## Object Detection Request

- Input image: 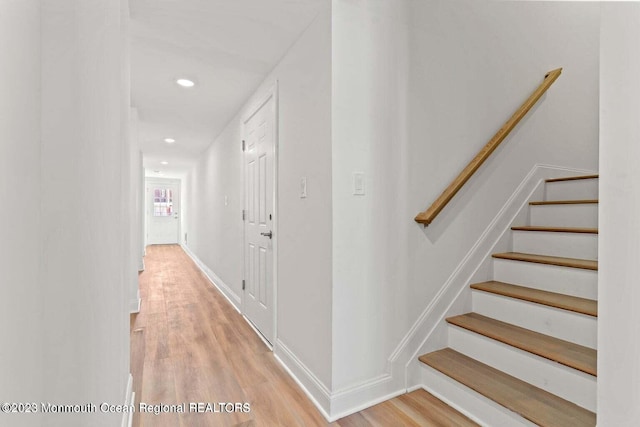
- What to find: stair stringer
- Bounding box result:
[389,164,597,421]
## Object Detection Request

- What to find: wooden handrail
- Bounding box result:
[415,68,563,226]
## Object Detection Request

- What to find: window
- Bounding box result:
[153,188,173,217]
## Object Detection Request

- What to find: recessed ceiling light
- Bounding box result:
[153,170,161,173]
[176,78,195,88]
[164,138,176,143]
[160,161,169,165]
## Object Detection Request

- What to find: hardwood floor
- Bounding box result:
[131,244,479,426]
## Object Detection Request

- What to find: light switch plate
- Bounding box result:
[353,172,365,195]
[300,177,307,198]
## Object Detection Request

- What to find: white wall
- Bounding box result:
[331,0,599,394]
[40,0,131,425]
[184,3,333,391]
[598,4,640,426]
[0,2,44,425]
[184,116,243,300]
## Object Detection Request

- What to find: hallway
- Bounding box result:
[130,245,479,427]
[131,245,329,426]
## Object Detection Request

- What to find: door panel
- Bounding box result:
[147,180,180,245]
[243,93,275,344]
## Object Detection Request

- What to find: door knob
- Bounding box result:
[260,231,273,239]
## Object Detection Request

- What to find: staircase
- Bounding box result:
[418,174,599,426]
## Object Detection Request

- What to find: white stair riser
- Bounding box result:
[448,326,596,412]
[545,179,599,201]
[493,259,597,299]
[529,204,598,228]
[512,231,598,260]
[420,366,537,427]
[472,291,597,349]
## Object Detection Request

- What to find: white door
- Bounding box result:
[243,91,275,344]
[147,179,180,245]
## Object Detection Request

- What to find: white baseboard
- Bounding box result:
[122,373,134,427]
[330,376,405,421]
[180,244,242,313]
[274,339,406,422]
[273,339,332,418]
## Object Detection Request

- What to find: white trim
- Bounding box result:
[181,243,242,312]
[330,379,405,421]
[273,339,332,419]
[396,164,597,387]
[121,373,133,427]
[274,339,404,422]
[407,384,423,393]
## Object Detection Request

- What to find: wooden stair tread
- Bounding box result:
[447,313,596,375]
[530,199,598,205]
[511,226,598,234]
[492,252,597,270]
[546,174,599,183]
[471,281,597,317]
[419,348,596,427]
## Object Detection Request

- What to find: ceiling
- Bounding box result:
[130,0,327,178]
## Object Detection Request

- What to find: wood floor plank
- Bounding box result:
[139,358,180,427]
[394,390,480,426]
[243,381,306,426]
[492,252,598,270]
[334,412,372,427]
[511,226,598,234]
[143,312,171,360]
[470,281,597,316]
[419,348,596,427]
[447,313,597,376]
[358,399,423,427]
[130,327,145,427]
